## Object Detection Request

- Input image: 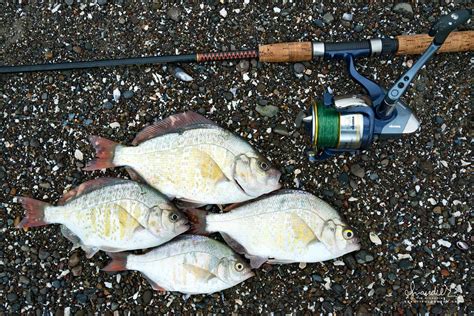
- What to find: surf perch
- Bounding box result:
[17,178,189,258]
[84,111,281,206]
[186,190,361,268]
[103,235,254,295]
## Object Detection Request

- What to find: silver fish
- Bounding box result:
[84,111,281,206]
[103,235,254,295]
[17,178,189,258]
[185,190,360,268]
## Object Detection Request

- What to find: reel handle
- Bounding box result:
[377,8,472,119]
[429,9,472,46]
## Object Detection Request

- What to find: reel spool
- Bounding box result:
[304,9,472,161]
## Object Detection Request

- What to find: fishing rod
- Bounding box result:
[1,9,472,163]
[0,31,472,74]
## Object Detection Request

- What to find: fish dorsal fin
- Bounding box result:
[132,111,215,145]
[58,178,131,205]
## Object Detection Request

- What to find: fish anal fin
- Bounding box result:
[220,232,247,255]
[60,225,82,249]
[132,111,215,145]
[125,167,147,183]
[142,274,167,292]
[223,203,242,212]
[58,178,130,205]
[246,255,268,269]
[175,199,207,210]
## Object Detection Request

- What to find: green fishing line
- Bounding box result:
[316,102,340,148]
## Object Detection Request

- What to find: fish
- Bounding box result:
[84,111,281,206]
[17,178,189,258]
[185,190,360,268]
[103,235,254,295]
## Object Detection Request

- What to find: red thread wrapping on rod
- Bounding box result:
[197,50,258,62]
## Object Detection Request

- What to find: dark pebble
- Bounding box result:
[142,290,153,304]
[7,292,18,302]
[103,101,114,110]
[38,249,50,260]
[123,90,134,99]
[399,259,414,270]
[223,91,233,101]
[293,63,305,74]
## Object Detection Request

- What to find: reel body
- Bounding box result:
[304,9,471,161]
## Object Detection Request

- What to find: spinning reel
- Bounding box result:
[304,9,472,161]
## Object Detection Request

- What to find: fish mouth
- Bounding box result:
[234,178,249,195]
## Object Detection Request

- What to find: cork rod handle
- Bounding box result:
[258,42,313,63]
[397,30,474,55]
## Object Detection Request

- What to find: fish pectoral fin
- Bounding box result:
[182,264,218,282]
[290,214,318,246]
[220,233,247,255]
[246,255,268,269]
[142,274,167,292]
[190,149,231,183]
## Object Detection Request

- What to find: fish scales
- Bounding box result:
[195,190,360,265]
[19,179,188,257]
[118,235,253,294]
[85,112,282,205]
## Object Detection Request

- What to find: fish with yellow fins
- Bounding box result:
[185,190,360,268]
[84,111,282,206]
[17,178,189,257]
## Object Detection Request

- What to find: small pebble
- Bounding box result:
[273,125,290,136]
[167,7,181,22]
[322,12,334,24]
[350,164,365,178]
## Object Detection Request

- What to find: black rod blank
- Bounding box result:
[0,54,197,74]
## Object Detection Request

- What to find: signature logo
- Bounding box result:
[404,282,457,305]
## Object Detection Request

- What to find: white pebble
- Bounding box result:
[273,7,281,13]
[428,198,437,205]
[113,88,121,102]
[104,282,113,289]
[437,239,452,248]
[342,12,353,21]
[219,8,227,18]
[242,73,250,81]
[299,262,307,269]
[74,149,83,161]
[109,122,120,129]
[369,232,382,245]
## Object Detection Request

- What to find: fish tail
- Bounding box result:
[83,136,120,171]
[17,197,51,228]
[183,208,208,235]
[103,252,128,272]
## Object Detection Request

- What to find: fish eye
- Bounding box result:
[343,229,354,240]
[259,161,270,171]
[234,262,244,272]
[169,212,180,222]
